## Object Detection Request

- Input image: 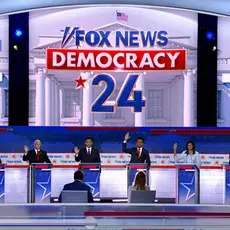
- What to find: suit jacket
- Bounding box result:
[58,180,94,203]
[122,142,151,168]
[22,149,51,164]
[0,158,1,164]
[75,147,101,163]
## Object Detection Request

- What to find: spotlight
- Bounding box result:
[13,45,18,50]
[15,29,22,37]
[206,31,215,40]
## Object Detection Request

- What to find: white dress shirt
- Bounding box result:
[174,150,201,168]
[86,147,92,154]
[123,140,143,155]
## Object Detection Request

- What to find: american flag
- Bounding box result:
[116,11,128,22]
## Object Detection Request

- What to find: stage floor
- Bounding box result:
[0,204,230,228]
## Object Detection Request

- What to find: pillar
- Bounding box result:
[35,68,46,126]
[82,72,93,126]
[135,73,145,126]
[51,76,55,126]
[59,88,64,125]
[55,80,60,126]
[45,75,52,126]
[183,69,194,126]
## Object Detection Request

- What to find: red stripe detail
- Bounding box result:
[84,211,230,217]
[150,129,230,135]
[80,165,97,169]
[130,165,146,169]
[34,165,49,169]
[66,127,138,131]
[177,166,193,169]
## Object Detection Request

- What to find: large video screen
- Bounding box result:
[29,7,198,127]
[0,16,9,126]
[217,17,230,127]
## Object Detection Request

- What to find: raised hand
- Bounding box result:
[24,145,29,153]
[124,132,130,141]
[74,147,79,155]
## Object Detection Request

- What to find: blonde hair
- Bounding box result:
[133,170,147,190]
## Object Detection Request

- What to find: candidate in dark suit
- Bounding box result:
[22,139,51,164]
[122,133,151,169]
[59,170,94,202]
[74,137,101,163]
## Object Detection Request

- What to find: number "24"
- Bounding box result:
[91,74,146,113]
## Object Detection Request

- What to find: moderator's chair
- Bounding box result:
[130,190,156,203]
[61,191,88,217]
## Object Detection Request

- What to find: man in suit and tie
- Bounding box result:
[23,139,51,164]
[58,170,94,202]
[122,133,151,169]
[74,137,101,163]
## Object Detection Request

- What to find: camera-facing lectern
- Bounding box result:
[175,163,200,204]
[127,163,149,187]
[27,163,52,203]
[0,164,5,203]
[79,163,101,197]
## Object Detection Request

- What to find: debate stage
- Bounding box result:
[0,203,230,228]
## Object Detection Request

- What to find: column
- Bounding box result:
[35,68,46,126]
[0,88,3,118]
[51,76,56,126]
[135,73,145,126]
[82,72,93,126]
[45,75,52,126]
[183,69,194,126]
[55,80,60,126]
[59,88,64,125]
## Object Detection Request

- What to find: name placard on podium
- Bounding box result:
[0,164,5,203]
[126,163,149,188]
[79,163,101,197]
[28,163,52,203]
[175,163,200,204]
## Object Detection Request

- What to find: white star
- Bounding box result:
[0,174,4,198]
[85,171,100,197]
[180,175,195,201]
[36,175,51,201]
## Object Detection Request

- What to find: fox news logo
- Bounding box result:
[46,26,186,72]
[61,27,169,48]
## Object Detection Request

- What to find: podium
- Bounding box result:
[175,163,200,204]
[79,163,101,197]
[222,164,230,204]
[27,163,52,203]
[0,164,5,203]
[127,163,149,187]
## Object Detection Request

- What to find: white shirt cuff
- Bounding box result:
[123,141,127,143]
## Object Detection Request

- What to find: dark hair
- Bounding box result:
[74,170,84,180]
[85,136,93,142]
[186,140,196,154]
[134,170,147,190]
[136,137,144,142]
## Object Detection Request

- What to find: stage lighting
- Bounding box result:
[13,45,18,50]
[15,29,22,37]
[206,31,215,40]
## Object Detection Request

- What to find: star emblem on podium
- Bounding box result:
[180,175,195,201]
[37,175,51,201]
[85,173,100,197]
[0,174,4,198]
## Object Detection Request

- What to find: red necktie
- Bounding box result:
[36,151,40,161]
[138,148,141,158]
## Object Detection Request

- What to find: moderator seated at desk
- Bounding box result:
[127,170,150,203]
[58,170,94,203]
